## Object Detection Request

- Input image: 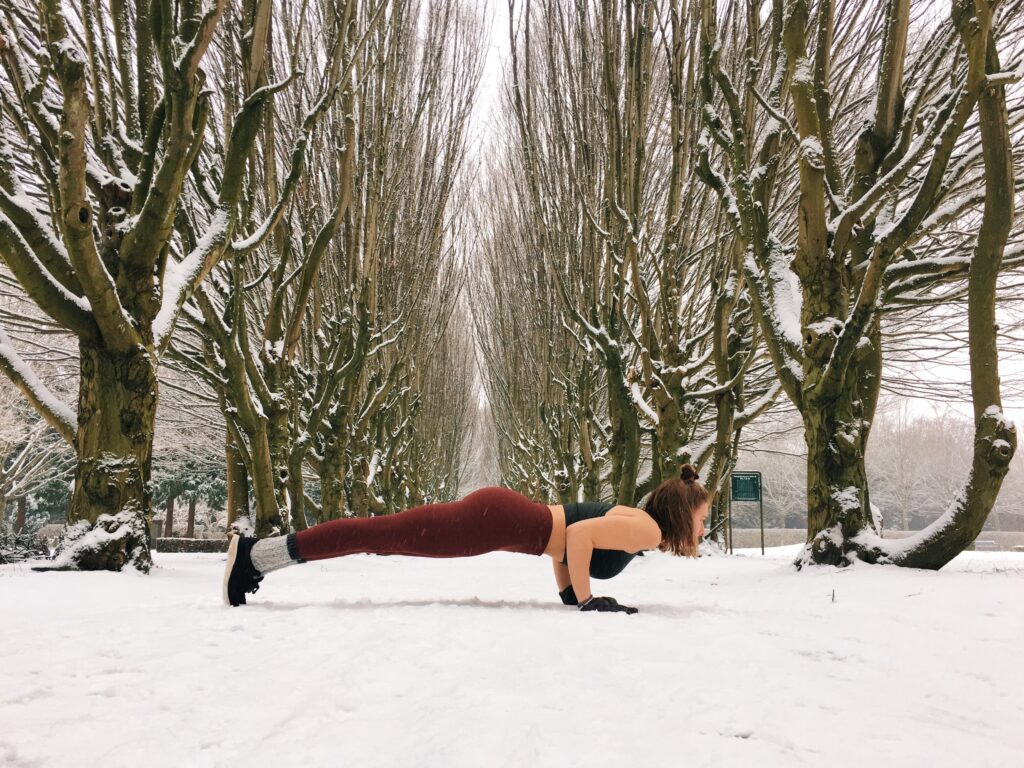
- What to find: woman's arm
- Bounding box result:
[565,515,661,603]
[565,525,594,603]
[552,558,572,590]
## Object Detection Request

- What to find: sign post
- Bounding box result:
[730,471,764,554]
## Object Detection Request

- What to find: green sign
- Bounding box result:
[731,471,762,501]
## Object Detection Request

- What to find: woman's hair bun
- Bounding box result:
[679,463,699,483]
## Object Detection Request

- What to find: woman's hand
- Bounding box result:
[578,595,639,614]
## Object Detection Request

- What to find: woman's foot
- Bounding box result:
[223,534,264,606]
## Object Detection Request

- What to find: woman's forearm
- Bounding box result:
[565,528,593,602]
[552,559,572,590]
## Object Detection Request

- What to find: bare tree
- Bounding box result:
[0,0,339,569]
[696,0,1023,567]
[477,0,778,531]
[308,0,483,519]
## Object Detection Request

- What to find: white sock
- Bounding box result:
[250,533,304,574]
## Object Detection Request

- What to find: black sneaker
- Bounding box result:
[223,534,264,606]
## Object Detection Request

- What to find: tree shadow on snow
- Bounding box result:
[246,596,572,612]
[245,597,720,617]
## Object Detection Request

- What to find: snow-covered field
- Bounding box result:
[2,546,1022,768]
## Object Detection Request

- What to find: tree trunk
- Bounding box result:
[249,423,287,536]
[578,407,602,503]
[705,392,735,548]
[15,496,27,533]
[798,0,1017,569]
[65,342,155,571]
[852,6,1018,567]
[607,364,642,504]
[800,367,876,565]
[164,495,175,538]
[225,432,249,529]
[265,370,294,530]
[350,450,373,518]
[186,496,196,538]
[287,451,307,531]
[319,409,349,520]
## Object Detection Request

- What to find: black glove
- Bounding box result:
[559,585,579,606]
[579,595,638,614]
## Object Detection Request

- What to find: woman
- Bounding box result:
[223,464,709,613]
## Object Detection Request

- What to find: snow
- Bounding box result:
[0,326,77,431]
[2,548,1022,767]
[984,404,1015,432]
[629,379,659,425]
[792,57,814,88]
[263,339,284,361]
[733,381,782,422]
[0,209,91,315]
[918,197,976,233]
[985,66,1022,86]
[52,37,85,66]
[805,317,843,337]
[750,242,803,366]
[154,208,230,350]
[798,136,824,170]
[831,486,861,513]
[49,506,147,570]
[365,448,382,486]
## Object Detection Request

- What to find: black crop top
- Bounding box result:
[560,501,642,579]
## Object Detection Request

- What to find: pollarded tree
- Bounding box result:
[471,156,607,504]
[171,0,482,528]
[0,0,343,569]
[501,0,778,517]
[397,302,478,505]
[696,0,1023,566]
[164,0,382,535]
[309,0,483,519]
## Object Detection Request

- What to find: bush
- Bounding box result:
[0,530,50,564]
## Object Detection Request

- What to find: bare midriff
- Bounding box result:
[544,504,566,560]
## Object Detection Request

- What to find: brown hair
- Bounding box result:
[645,464,709,557]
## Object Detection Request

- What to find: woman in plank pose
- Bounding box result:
[223,464,709,613]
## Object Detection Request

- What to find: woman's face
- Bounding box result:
[692,501,709,543]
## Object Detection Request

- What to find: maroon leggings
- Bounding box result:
[293,486,553,562]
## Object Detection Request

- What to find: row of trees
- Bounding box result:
[470,0,1022,568]
[0,0,484,570]
[1,0,1021,573]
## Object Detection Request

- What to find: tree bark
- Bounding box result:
[849,3,1018,567]
[15,496,27,533]
[67,341,155,570]
[186,496,196,538]
[319,413,349,520]
[249,423,287,536]
[801,376,876,565]
[164,495,174,539]
[225,431,249,529]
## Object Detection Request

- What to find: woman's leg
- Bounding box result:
[290,486,553,563]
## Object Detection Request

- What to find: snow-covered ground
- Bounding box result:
[2,546,1022,768]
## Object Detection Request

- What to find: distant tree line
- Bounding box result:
[731,401,1024,532]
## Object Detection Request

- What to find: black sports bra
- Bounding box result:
[560,501,642,579]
